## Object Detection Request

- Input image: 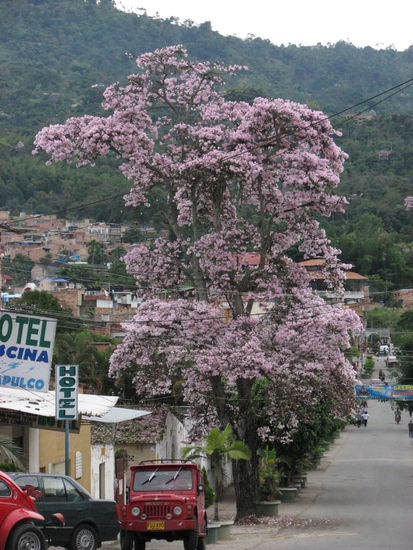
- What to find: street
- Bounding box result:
[267,399,413,549]
[102,358,413,550]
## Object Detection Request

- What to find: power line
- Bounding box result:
[9,192,128,226]
[197,76,413,165]
[9,75,413,228]
[2,291,366,327]
[2,77,412,325]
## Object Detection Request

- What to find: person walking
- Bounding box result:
[361,410,369,427]
[408,420,413,438]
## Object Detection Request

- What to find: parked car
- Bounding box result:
[10,472,119,550]
[0,469,64,550]
[386,355,398,367]
[118,460,207,550]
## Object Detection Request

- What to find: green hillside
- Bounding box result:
[3,0,413,136]
[1,0,413,289]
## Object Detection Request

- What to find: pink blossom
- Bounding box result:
[35,45,362,520]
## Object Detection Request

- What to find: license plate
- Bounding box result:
[147,521,165,530]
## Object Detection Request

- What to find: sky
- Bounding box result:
[115,0,413,51]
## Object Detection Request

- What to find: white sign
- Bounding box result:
[55,364,78,420]
[0,312,57,392]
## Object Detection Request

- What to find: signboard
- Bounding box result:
[355,384,413,401]
[36,415,81,433]
[0,312,57,392]
[55,364,78,420]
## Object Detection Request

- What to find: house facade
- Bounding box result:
[0,412,92,492]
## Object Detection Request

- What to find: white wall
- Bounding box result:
[90,444,115,500]
[155,411,188,460]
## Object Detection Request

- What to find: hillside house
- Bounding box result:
[391,288,413,308]
[299,259,369,300]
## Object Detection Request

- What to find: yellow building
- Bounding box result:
[37,422,92,491]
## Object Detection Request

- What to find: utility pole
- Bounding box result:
[0,222,29,308]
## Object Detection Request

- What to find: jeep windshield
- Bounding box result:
[133,469,193,491]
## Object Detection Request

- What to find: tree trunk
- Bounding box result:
[232,453,259,521]
[211,376,259,521]
[232,409,259,521]
[214,499,219,522]
[212,462,220,522]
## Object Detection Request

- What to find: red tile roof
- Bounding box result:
[299,259,367,280]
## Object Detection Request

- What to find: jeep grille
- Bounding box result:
[143,502,171,518]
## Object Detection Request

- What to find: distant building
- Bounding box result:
[391,288,413,308]
[299,259,369,304]
[299,258,369,349]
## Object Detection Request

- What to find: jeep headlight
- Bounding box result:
[173,505,182,516]
[131,506,141,517]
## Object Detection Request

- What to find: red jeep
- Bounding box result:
[118,460,207,550]
[0,470,64,550]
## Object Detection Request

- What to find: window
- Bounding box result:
[133,469,194,491]
[13,476,43,499]
[75,451,82,479]
[63,478,83,502]
[0,480,11,498]
[43,477,66,501]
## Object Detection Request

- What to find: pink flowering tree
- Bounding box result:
[34,46,361,519]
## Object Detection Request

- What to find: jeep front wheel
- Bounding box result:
[183,517,199,550]
[120,530,134,550]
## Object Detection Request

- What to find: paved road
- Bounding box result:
[253,357,413,550]
[266,400,413,550]
[102,358,413,550]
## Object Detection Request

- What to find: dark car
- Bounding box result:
[10,472,119,550]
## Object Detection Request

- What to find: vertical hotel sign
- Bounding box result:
[55,365,78,420]
[0,312,57,392]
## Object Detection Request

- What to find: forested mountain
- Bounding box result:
[1,0,413,289]
[3,0,413,135]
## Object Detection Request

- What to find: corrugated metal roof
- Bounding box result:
[89,407,150,424]
[0,387,118,418]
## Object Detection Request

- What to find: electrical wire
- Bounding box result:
[3,243,412,299]
[7,74,413,228]
[9,192,129,226]
[1,78,412,346]
[1,290,372,327]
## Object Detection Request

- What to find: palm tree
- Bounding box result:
[182,424,251,521]
[0,436,25,471]
[54,331,112,393]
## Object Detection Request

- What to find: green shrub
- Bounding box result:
[257,447,282,498]
[202,467,216,509]
[115,448,127,459]
[0,462,20,472]
[363,356,375,376]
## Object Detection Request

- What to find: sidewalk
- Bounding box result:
[200,453,335,549]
